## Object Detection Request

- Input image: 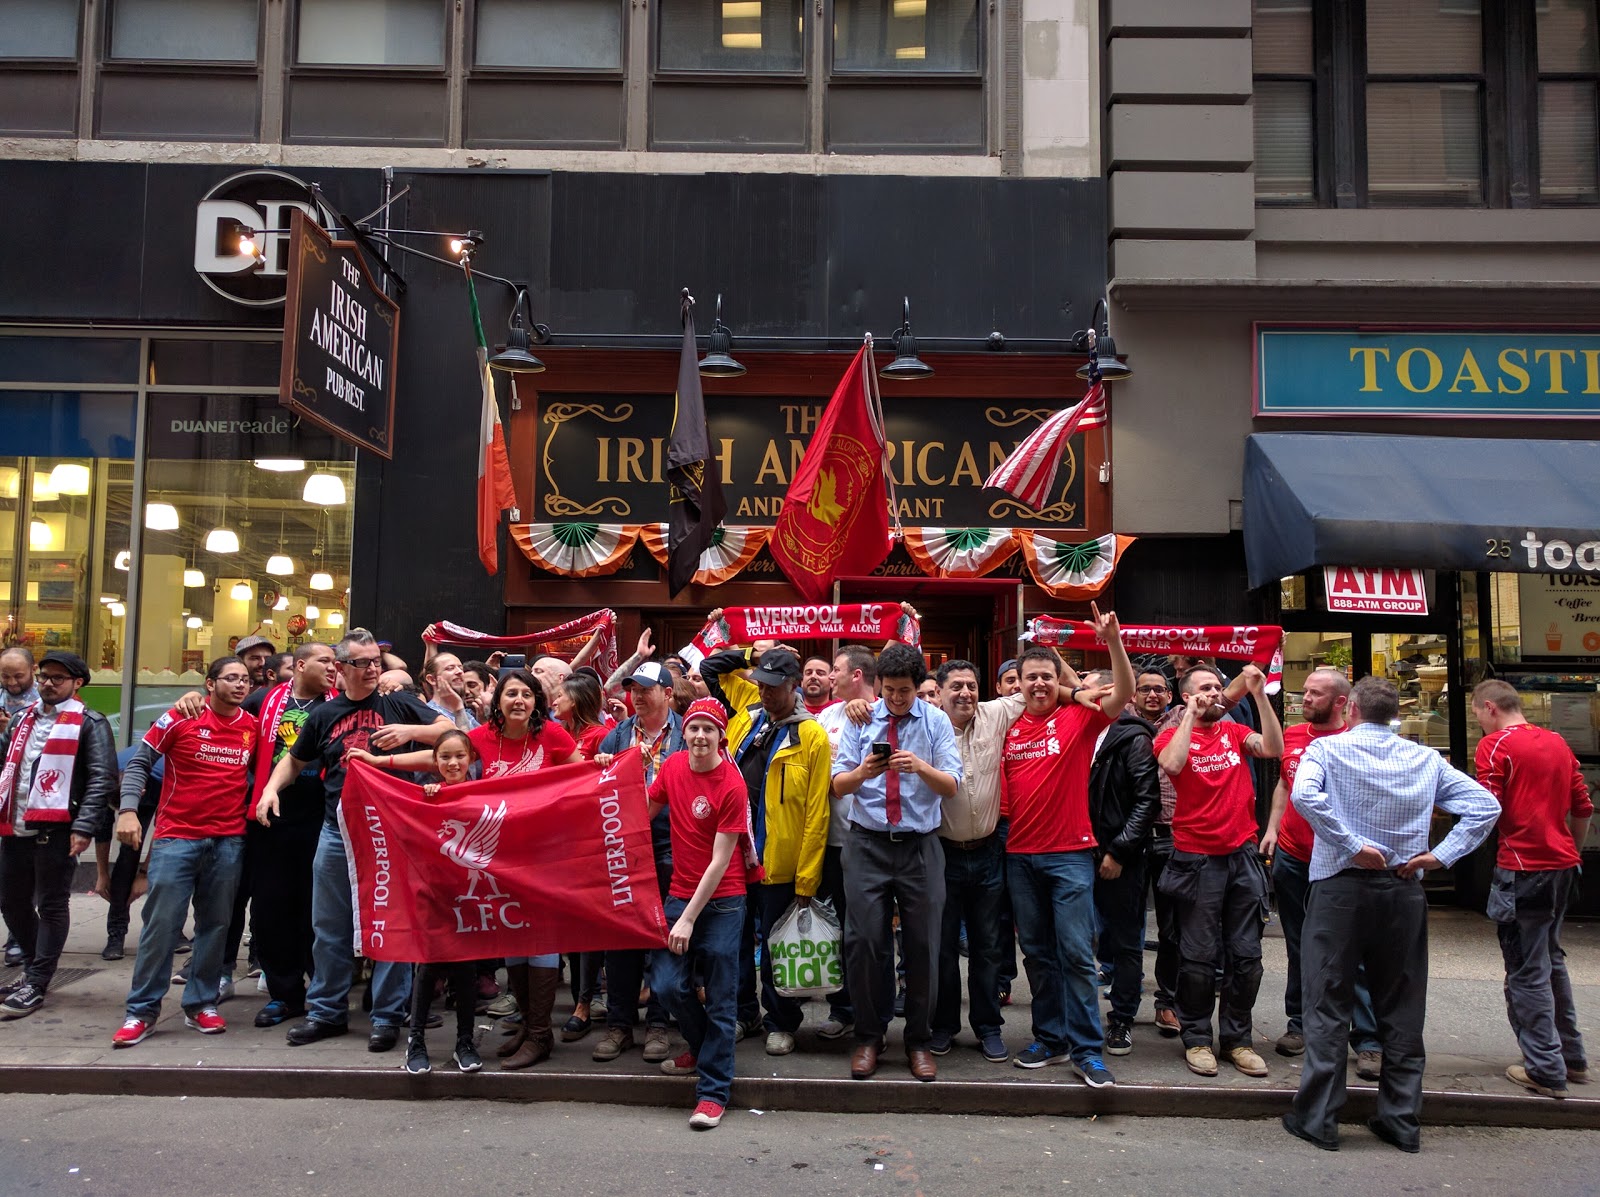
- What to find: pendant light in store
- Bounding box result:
[265,514,294,576]
[304,604,321,621]
[206,526,240,553]
[308,571,334,591]
[324,611,344,628]
[303,472,346,506]
[29,519,52,550]
[186,615,204,630]
[230,581,253,601]
[274,593,289,611]
[184,549,205,588]
[254,459,305,473]
[145,502,180,531]
[114,549,130,570]
[31,473,58,502]
[50,463,90,495]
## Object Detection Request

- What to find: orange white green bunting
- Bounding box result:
[1014,532,1135,600]
[640,524,768,587]
[510,523,641,578]
[901,527,1018,579]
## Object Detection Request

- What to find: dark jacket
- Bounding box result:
[1,706,118,839]
[1088,711,1161,865]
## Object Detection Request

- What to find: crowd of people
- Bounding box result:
[0,607,1589,1144]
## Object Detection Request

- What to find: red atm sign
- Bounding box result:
[1323,567,1430,615]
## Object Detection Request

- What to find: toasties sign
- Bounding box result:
[279,211,399,459]
[1255,326,1600,418]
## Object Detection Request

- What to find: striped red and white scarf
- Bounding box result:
[0,698,86,833]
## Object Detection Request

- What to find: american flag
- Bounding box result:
[982,381,1106,510]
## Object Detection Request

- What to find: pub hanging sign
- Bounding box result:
[279,210,400,459]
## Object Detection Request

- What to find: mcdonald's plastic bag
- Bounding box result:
[768,898,843,998]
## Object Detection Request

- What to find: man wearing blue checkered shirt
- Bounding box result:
[1282,676,1499,1155]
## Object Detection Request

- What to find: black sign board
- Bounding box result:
[533,394,1090,531]
[279,211,399,459]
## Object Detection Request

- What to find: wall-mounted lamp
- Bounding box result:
[488,288,550,375]
[879,297,934,380]
[1071,299,1132,382]
[699,293,747,378]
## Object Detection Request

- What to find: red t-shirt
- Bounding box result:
[143,705,256,840]
[469,721,577,778]
[1000,704,1111,855]
[575,723,610,761]
[648,753,749,900]
[1475,722,1594,872]
[1154,720,1259,855]
[1276,722,1346,863]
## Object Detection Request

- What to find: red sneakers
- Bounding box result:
[112,1017,153,1047]
[185,1007,227,1034]
[688,1100,724,1130]
[660,1050,698,1076]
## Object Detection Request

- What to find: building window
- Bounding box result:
[109,0,260,62]
[297,0,446,66]
[657,0,806,73]
[832,0,980,73]
[474,0,624,70]
[0,0,80,58]
[1253,0,1598,207]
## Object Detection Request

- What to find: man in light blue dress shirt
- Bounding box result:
[1284,676,1499,1155]
[833,644,962,1082]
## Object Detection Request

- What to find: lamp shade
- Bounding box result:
[273,593,289,611]
[1074,334,1132,382]
[265,555,295,576]
[145,502,180,531]
[324,611,344,628]
[114,549,131,570]
[304,605,321,621]
[186,615,204,630]
[50,463,91,495]
[308,571,334,591]
[206,527,240,553]
[183,568,206,588]
[302,473,346,505]
[31,474,58,502]
[29,519,51,550]
[254,458,306,472]
[230,581,253,601]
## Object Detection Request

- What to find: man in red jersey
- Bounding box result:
[1260,668,1382,1078]
[1156,663,1282,1079]
[1473,680,1593,1099]
[111,656,256,1046]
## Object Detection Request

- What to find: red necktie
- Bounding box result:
[885,715,902,826]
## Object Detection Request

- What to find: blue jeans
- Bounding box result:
[1006,849,1103,1064]
[1274,851,1380,1052]
[126,836,244,1020]
[306,822,411,1027]
[655,894,745,1107]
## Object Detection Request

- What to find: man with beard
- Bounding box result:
[1085,669,1161,1058]
[801,657,833,716]
[1261,668,1381,1078]
[0,647,38,967]
[234,635,277,692]
[1130,670,1182,1037]
[422,651,478,731]
[1155,664,1281,1079]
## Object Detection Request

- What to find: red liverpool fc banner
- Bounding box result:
[680,601,920,667]
[1023,618,1286,694]
[339,751,667,962]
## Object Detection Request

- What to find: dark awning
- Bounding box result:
[1242,433,1600,590]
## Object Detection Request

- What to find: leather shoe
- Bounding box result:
[285,1019,348,1046]
[907,1049,938,1082]
[368,1024,400,1052]
[1281,1112,1338,1152]
[850,1041,880,1080]
[1366,1117,1420,1154]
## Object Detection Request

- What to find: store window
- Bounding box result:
[0,0,79,58]
[832,0,980,73]
[109,0,260,61]
[1537,0,1600,204]
[476,0,623,70]
[657,0,806,73]
[297,0,446,65]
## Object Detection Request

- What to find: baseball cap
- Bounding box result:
[39,650,90,682]
[236,634,276,655]
[623,661,671,688]
[996,658,1019,682]
[683,697,728,734]
[748,648,801,687]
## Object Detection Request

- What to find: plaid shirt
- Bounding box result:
[1291,720,1500,882]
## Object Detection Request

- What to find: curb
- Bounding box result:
[2,1065,1596,1129]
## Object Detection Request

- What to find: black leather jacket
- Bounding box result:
[0,707,118,839]
[1088,711,1161,865]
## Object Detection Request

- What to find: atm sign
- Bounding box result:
[1323,567,1430,616]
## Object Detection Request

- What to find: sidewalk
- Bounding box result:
[2,894,1597,1129]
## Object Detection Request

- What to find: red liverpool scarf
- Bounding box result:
[1023,618,1285,694]
[681,602,920,667]
[0,698,86,832]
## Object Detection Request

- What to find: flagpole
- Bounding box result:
[863,334,903,543]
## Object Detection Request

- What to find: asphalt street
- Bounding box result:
[5,1095,1599,1197]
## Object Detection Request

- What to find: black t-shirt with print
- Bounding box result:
[291,690,441,826]
[268,692,331,827]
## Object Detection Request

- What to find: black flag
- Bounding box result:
[665,291,727,596]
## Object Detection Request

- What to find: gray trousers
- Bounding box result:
[1292,870,1428,1148]
[842,825,945,1051]
[1491,866,1587,1088]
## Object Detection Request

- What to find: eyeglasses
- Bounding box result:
[215,673,251,684]
[341,656,383,670]
[37,673,74,685]
[1135,685,1170,694]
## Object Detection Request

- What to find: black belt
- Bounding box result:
[851,823,932,843]
[941,833,997,851]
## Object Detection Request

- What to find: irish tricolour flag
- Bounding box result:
[468,269,521,575]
